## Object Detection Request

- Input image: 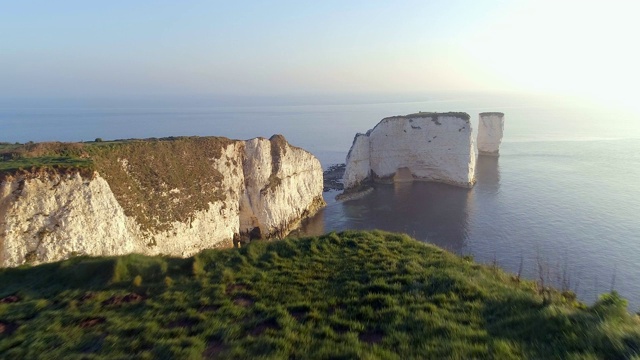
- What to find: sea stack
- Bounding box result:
[342,112,476,192]
[477,112,505,156]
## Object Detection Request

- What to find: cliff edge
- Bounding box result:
[0,136,324,267]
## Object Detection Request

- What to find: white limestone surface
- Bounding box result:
[0,173,143,267]
[0,136,324,268]
[477,112,505,156]
[343,133,371,189]
[342,112,476,190]
[240,135,325,239]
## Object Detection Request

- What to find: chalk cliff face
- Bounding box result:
[477,112,505,156]
[0,136,324,268]
[343,112,476,190]
[343,133,371,190]
[239,135,325,239]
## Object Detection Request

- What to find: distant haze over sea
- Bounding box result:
[3,92,639,147]
[2,91,640,309]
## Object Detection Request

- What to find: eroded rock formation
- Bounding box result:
[477,112,505,156]
[0,135,324,267]
[343,112,476,191]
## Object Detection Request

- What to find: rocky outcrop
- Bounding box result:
[239,135,325,240]
[477,112,505,156]
[0,136,324,267]
[343,112,476,191]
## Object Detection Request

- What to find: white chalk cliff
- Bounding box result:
[0,135,324,268]
[343,112,476,190]
[477,112,505,156]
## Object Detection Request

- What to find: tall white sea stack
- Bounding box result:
[342,112,476,191]
[477,112,505,156]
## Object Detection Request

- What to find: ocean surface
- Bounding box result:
[2,92,640,308]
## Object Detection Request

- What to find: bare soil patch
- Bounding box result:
[232,296,254,307]
[0,321,18,336]
[0,295,20,304]
[79,317,106,328]
[101,293,145,307]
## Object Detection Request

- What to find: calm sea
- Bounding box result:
[2,92,640,308]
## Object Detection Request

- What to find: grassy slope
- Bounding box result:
[0,231,639,359]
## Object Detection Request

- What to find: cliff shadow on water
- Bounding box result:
[299,156,501,254]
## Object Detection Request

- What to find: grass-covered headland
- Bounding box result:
[1,231,638,359]
[0,138,233,232]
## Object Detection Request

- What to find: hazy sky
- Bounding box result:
[2,1,639,105]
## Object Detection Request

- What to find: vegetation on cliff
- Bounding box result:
[0,231,638,359]
[0,137,234,232]
[87,137,233,232]
[0,141,93,176]
[384,112,471,122]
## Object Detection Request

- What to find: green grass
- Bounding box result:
[0,139,187,173]
[0,156,93,172]
[479,112,505,117]
[0,141,94,175]
[1,231,639,359]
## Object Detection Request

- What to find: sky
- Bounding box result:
[2,1,640,107]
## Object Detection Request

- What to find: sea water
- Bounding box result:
[2,92,640,308]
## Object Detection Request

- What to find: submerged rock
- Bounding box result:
[0,135,325,267]
[342,112,476,191]
[477,112,505,156]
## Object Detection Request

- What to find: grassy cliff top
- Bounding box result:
[0,231,637,359]
[0,136,232,175]
[0,141,94,176]
[479,112,505,117]
[0,137,235,232]
[383,112,471,122]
